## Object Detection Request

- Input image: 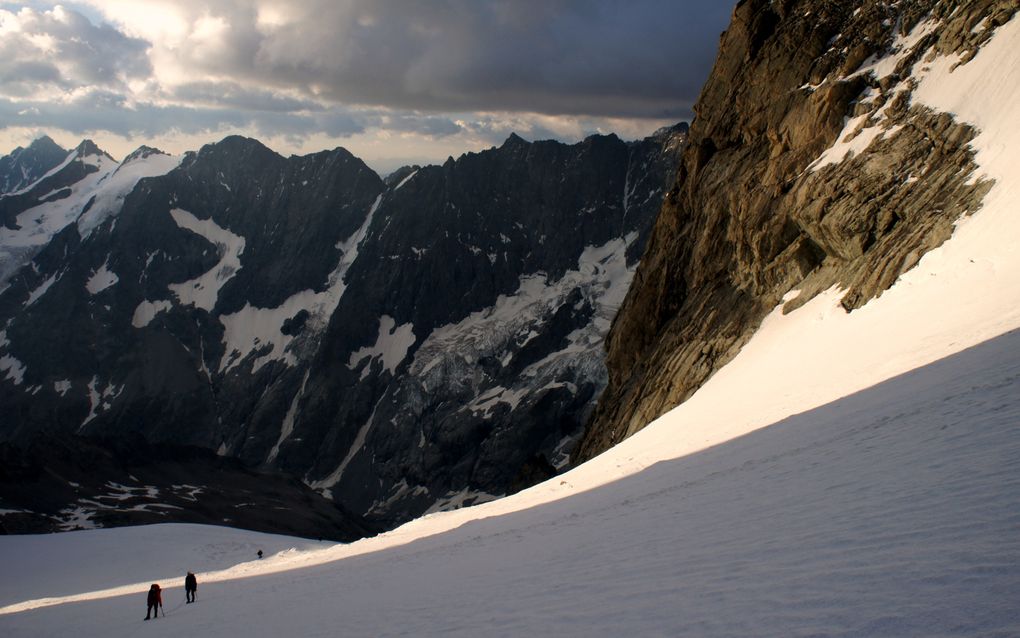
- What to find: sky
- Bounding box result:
[0,1,734,174]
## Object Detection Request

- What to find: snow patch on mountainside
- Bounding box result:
[911,15,1019,191]
[219,194,382,374]
[76,151,180,237]
[851,17,939,81]
[466,384,530,417]
[266,371,309,463]
[308,394,387,495]
[0,351,25,385]
[85,260,118,294]
[131,299,172,328]
[167,208,245,312]
[0,328,23,383]
[23,272,57,307]
[218,293,314,373]
[394,169,418,190]
[808,110,899,171]
[80,376,123,428]
[347,315,416,379]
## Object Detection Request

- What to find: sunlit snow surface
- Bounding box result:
[2,14,1020,638]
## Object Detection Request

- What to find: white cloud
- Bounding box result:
[0,4,151,98]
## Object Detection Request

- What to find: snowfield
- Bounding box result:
[2,11,1020,638]
[0,331,1018,636]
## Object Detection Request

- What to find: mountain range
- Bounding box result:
[0,123,686,532]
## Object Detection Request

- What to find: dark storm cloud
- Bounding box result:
[242,0,735,118]
[92,0,731,120]
[0,5,151,93]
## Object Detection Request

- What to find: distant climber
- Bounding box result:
[185,571,197,603]
[144,583,162,620]
[257,549,263,559]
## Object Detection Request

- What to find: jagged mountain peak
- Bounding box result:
[649,121,690,140]
[25,135,64,155]
[383,165,421,189]
[73,139,112,160]
[195,135,282,165]
[0,135,70,197]
[6,135,63,159]
[500,132,529,149]
[121,145,169,165]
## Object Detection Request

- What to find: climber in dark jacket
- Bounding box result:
[144,583,162,620]
[185,571,197,603]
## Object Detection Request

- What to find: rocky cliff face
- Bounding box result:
[577,0,1017,461]
[0,125,685,530]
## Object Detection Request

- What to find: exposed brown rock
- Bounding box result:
[576,0,1015,461]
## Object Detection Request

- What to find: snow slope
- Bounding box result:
[1,12,1019,638]
[0,524,326,608]
[0,330,1018,636]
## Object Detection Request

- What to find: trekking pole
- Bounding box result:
[161,604,165,618]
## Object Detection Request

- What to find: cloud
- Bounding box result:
[0,89,470,142]
[0,4,151,96]
[82,0,732,119]
[171,81,323,113]
[0,60,64,96]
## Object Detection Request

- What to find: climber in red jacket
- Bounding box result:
[144,583,162,620]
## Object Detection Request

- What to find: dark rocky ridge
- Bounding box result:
[577,0,1016,460]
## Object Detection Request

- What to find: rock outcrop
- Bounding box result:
[577,0,1016,460]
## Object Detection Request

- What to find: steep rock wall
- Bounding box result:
[578,0,1016,460]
